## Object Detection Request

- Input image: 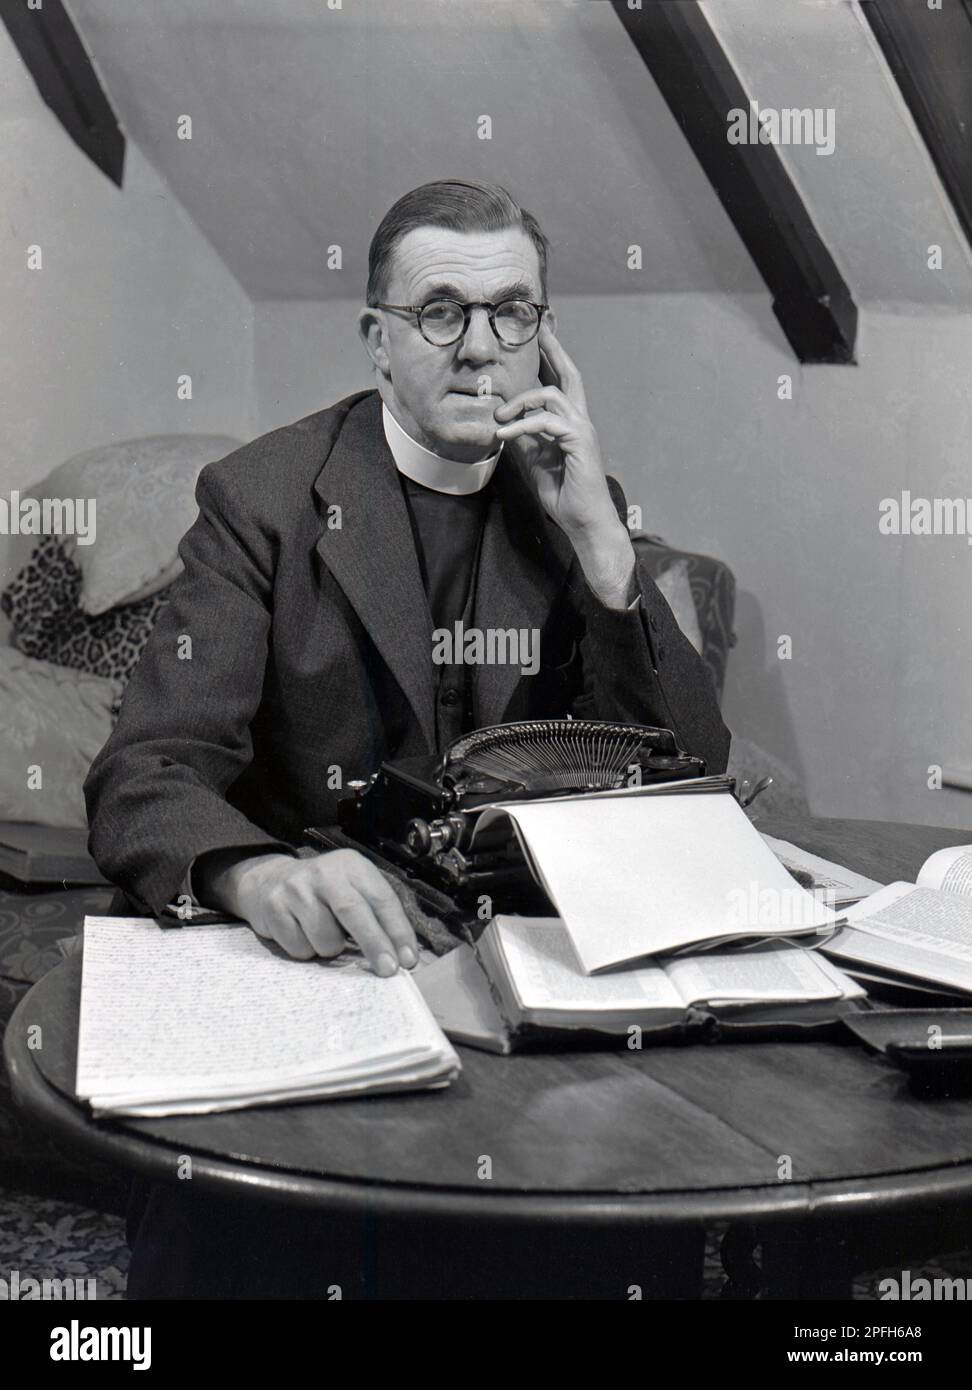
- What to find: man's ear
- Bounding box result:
[545,305,558,335]
[357,306,390,376]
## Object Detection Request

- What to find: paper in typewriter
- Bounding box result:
[476,789,837,974]
[76,917,460,1116]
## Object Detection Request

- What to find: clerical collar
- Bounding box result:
[382,402,500,496]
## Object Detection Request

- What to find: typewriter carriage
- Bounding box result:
[335,719,706,909]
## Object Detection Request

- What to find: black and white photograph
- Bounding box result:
[0,0,970,1351]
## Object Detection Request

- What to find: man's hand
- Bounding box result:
[199,848,418,975]
[492,322,636,609]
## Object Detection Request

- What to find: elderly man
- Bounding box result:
[86,178,728,973]
[85,178,728,1298]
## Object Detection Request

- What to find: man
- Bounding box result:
[85,178,728,971]
[84,179,729,1298]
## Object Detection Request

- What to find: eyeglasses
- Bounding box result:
[373,298,548,347]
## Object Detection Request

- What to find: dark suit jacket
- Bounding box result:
[84,389,730,913]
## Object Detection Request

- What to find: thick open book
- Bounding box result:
[417,916,863,1054]
[822,844,972,997]
[76,917,460,1117]
[473,784,837,974]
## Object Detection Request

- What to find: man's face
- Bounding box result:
[361,225,546,463]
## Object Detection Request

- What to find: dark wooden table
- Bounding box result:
[6,814,972,1298]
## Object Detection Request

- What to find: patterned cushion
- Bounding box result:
[652,558,704,655]
[633,534,736,700]
[0,652,120,827]
[25,433,241,615]
[728,734,809,820]
[1,536,170,710]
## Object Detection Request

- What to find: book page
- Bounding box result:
[76,917,456,1107]
[493,916,683,1013]
[917,844,972,897]
[829,883,972,993]
[477,793,836,974]
[665,942,861,1006]
[761,834,883,904]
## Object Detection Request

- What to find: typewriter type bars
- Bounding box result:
[440,719,687,796]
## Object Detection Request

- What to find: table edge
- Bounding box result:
[8,987,972,1229]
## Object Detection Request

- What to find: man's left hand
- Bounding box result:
[493,323,636,609]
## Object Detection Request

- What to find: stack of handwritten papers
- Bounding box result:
[76,916,460,1116]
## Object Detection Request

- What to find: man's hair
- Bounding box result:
[366,178,550,306]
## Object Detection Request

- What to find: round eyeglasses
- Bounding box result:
[374,298,548,347]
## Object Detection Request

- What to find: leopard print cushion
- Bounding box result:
[1,536,169,713]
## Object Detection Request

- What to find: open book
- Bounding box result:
[76,917,460,1117]
[822,844,972,997]
[417,916,863,1053]
[473,785,837,974]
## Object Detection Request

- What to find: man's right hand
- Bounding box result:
[196,848,418,975]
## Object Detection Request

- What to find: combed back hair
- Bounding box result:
[366,178,550,306]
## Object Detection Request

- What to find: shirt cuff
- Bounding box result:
[161,845,299,923]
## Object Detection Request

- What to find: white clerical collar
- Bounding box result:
[382,402,500,496]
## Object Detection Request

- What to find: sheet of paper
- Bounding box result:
[761,834,884,904]
[76,916,458,1113]
[477,792,836,974]
[493,916,683,1012]
[917,844,972,897]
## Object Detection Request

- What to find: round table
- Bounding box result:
[7,814,972,1298]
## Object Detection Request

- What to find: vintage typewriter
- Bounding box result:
[323,719,709,914]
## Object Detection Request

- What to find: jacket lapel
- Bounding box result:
[472,453,572,728]
[314,392,437,752]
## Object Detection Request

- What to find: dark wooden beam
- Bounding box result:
[862,0,972,255]
[608,0,857,364]
[1,0,124,186]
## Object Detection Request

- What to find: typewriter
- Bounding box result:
[327,719,708,913]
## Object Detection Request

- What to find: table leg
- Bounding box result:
[721,1223,854,1300]
[759,1226,854,1299]
[720,1223,761,1299]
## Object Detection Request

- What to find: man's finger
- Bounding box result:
[495,410,571,444]
[326,891,400,976]
[494,384,567,418]
[294,900,348,960]
[538,345,559,390]
[538,323,586,407]
[350,862,418,966]
[266,911,317,961]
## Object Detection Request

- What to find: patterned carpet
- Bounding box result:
[0,1187,128,1300]
[1,1181,970,1299]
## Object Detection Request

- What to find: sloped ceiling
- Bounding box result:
[703,0,972,310]
[66,0,972,306]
